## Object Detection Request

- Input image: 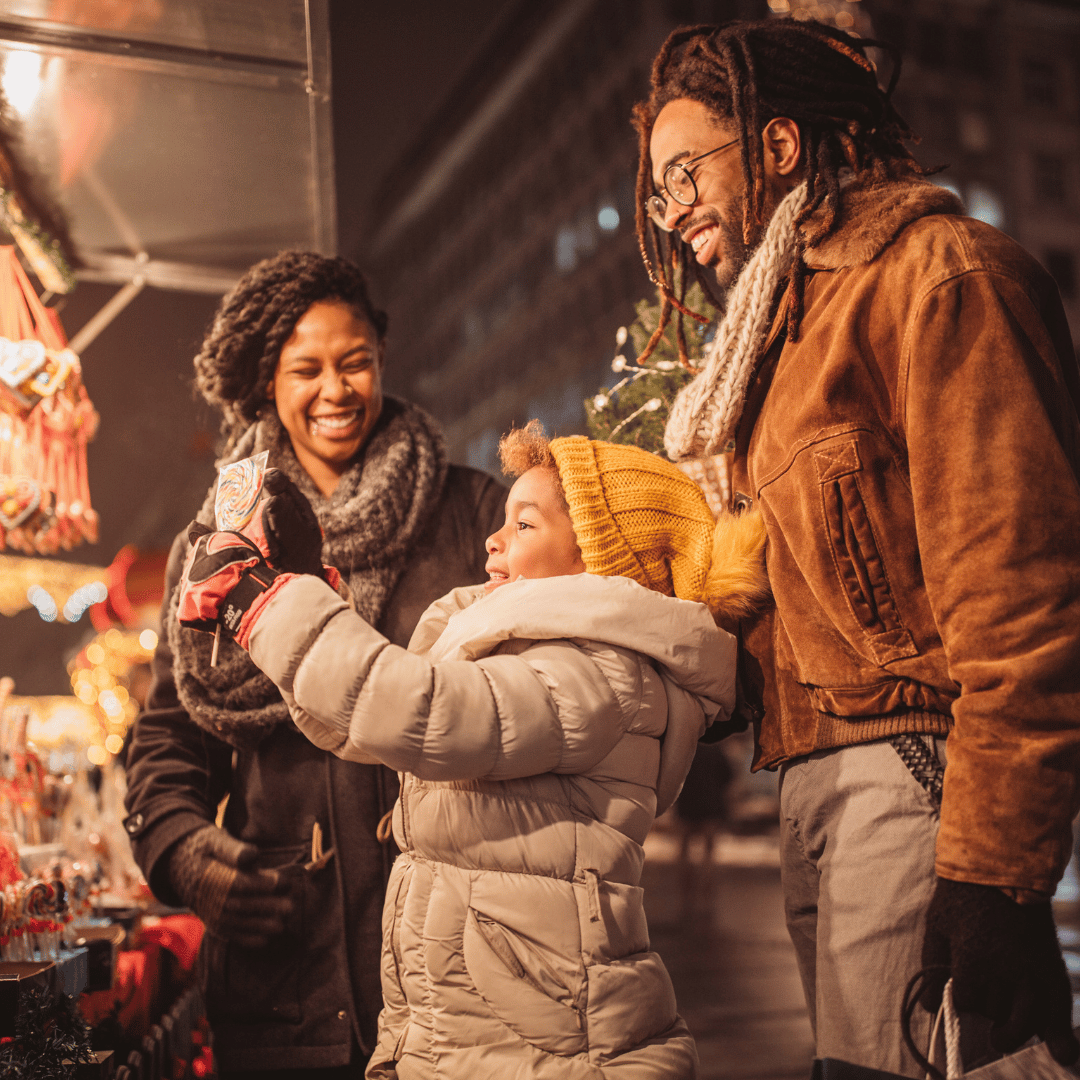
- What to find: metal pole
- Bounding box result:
[68,275,145,355]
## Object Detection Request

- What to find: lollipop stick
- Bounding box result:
[210,625,221,667]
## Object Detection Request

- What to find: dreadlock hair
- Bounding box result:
[632,17,922,362]
[194,250,388,448]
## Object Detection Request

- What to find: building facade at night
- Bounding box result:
[368,0,768,473]
[864,0,1080,352]
[369,0,1080,474]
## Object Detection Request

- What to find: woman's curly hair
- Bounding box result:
[194,250,388,446]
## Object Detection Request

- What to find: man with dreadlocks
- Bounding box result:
[635,17,1080,1080]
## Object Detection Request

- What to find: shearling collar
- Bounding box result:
[800,159,964,271]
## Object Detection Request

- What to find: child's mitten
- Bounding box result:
[177,522,287,647]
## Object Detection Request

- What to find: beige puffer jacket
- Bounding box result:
[247,571,737,1079]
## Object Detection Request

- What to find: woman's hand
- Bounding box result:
[260,468,325,577]
[167,825,295,948]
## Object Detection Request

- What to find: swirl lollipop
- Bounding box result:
[208,451,269,665]
[215,451,269,532]
[6,883,27,961]
[25,879,55,959]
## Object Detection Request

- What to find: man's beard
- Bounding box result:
[712,190,754,305]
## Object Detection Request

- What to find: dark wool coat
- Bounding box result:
[124,464,506,1072]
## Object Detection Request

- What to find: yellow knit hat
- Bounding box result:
[549,436,718,604]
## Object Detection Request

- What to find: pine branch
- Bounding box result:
[584,281,717,455]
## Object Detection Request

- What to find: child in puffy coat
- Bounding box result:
[177,422,768,1079]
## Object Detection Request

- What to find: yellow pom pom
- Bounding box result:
[701,508,770,623]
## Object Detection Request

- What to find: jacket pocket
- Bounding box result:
[201,844,306,1025]
[381,857,412,1008]
[817,440,919,665]
[462,907,587,1057]
[585,950,678,1064]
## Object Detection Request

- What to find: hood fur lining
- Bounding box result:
[802,161,965,271]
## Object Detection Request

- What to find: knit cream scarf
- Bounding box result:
[664,182,808,462]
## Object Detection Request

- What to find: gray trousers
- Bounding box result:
[779,738,944,1078]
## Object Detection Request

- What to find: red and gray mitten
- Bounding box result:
[178,472,341,649]
[177,523,290,649]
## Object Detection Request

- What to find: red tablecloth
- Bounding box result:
[79,914,204,1037]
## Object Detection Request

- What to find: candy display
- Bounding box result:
[0,873,68,962]
[0,247,99,554]
[0,685,50,846]
[0,674,150,930]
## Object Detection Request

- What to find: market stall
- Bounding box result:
[0,4,337,1075]
[0,248,210,1076]
[0,605,214,1080]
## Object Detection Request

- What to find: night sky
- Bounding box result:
[331,0,518,260]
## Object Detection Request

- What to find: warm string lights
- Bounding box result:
[0,553,107,621]
[767,0,873,36]
[68,627,157,765]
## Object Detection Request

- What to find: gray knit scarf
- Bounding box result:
[166,396,448,750]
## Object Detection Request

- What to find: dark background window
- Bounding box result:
[925,97,959,148]
[1034,153,1068,203]
[916,20,948,69]
[1046,250,1078,300]
[1022,59,1058,107]
[955,26,991,79]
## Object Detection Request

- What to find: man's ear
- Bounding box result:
[762,117,802,179]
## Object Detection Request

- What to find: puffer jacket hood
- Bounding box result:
[247,571,739,1078]
[416,574,734,817]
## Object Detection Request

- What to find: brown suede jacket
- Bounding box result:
[731,164,1080,895]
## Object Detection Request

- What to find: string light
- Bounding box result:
[67,627,157,765]
[62,580,107,623]
[26,584,57,622]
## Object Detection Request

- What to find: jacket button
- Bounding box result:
[124,813,144,834]
[337,1011,347,1020]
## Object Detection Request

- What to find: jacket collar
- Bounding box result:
[755,161,965,354]
[417,575,735,707]
[800,159,964,271]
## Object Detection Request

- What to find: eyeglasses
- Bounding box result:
[645,138,739,232]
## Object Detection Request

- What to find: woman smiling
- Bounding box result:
[124,251,506,1079]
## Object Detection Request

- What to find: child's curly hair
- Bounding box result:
[498,419,555,477]
[498,420,571,509]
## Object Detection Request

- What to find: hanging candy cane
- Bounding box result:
[0,247,99,554]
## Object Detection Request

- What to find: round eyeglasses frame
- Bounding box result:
[645,138,739,232]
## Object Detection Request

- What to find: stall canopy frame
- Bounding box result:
[0,0,334,318]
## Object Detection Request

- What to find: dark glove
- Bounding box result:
[261,468,325,577]
[168,825,294,949]
[177,521,282,645]
[921,877,1079,1065]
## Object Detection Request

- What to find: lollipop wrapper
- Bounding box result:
[215,451,269,531]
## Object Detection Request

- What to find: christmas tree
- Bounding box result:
[583,282,717,456]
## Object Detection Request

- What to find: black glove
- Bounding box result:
[921,877,1079,1065]
[261,468,325,577]
[168,825,294,949]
